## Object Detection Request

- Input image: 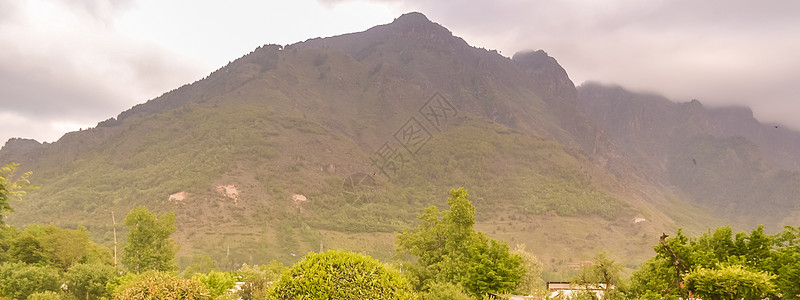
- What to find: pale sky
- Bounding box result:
[1,0,799,144]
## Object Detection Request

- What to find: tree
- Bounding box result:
[113,270,210,300]
[6,224,113,270]
[684,265,776,300]
[0,262,61,299]
[0,163,36,225]
[396,188,524,297]
[572,251,624,299]
[269,250,415,299]
[234,261,286,300]
[772,226,800,299]
[192,271,236,298]
[418,281,472,300]
[65,262,120,300]
[121,206,178,273]
[630,225,799,299]
[512,244,544,295]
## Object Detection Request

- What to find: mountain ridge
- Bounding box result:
[1,12,796,278]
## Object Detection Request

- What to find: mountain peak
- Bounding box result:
[0,137,42,159]
[385,11,451,37]
[512,50,560,71]
[393,12,431,24]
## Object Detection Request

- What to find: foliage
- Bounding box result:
[234,261,286,300]
[121,206,178,273]
[182,255,217,277]
[6,224,112,271]
[0,262,61,300]
[0,225,18,263]
[684,265,775,300]
[64,262,120,300]
[192,271,236,298]
[268,250,414,299]
[572,251,623,298]
[630,225,800,299]
[511,244,544,295]
[26,290,63,300]
[418,281,472,300]
[0,163,37,224]
[112,270,210,300]
[772,226,800,299]
[397,188,524,297]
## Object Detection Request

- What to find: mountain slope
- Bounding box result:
[577,83,800,227]
[0,13,743,278]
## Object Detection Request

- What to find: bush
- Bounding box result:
[419,281,472,300]
[28,291,63,300]
[193,271,236,298]
[269,250,414,299]
[0,262,62,299]
[65,263,120,299]
[234,262,285,300]
[26,291,62,300]
[113,270,210,300]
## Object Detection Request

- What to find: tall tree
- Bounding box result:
[572,251,623,299]
[0,163,36,224]
[396,188,524,297]
[121,206,178,273]
[512,244,544,295]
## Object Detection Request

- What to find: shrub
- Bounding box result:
[26,290,63,300]
[269,250,414,299]
[113,270,210,300]
[64,262,120,300]
[0,262,62,300]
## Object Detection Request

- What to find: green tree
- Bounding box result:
[234,261,286,300]
[0,262,61,299]
[418,281,472,300]
[269,250,414,299]
[684,265,775,300]
[396,188,524,297]
[113,270,210,300]
[65,262,120,300]
[772,226,800,299]
[512,244,544,295]
[572,251,623,299]
[121,206,178,273]
[192,271,236,298]
[26,290,63,300]
[0,163,36,225]
[0,226,18,263]
[182,255,217,277]
[6,225,112,271]
[630,225,798,299]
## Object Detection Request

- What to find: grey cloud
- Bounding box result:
[327,0,800,131]
[0,0,204,143]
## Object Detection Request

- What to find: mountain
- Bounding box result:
[1,12,793,278]
[577,83,800,226]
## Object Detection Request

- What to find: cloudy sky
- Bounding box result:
[1,0,799,143]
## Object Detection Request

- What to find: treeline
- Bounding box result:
[628,225,800,299]
[0,205,288,299]
[2,164,540,299]
[5,161,800,299]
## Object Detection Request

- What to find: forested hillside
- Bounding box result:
[2,12,797,281]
